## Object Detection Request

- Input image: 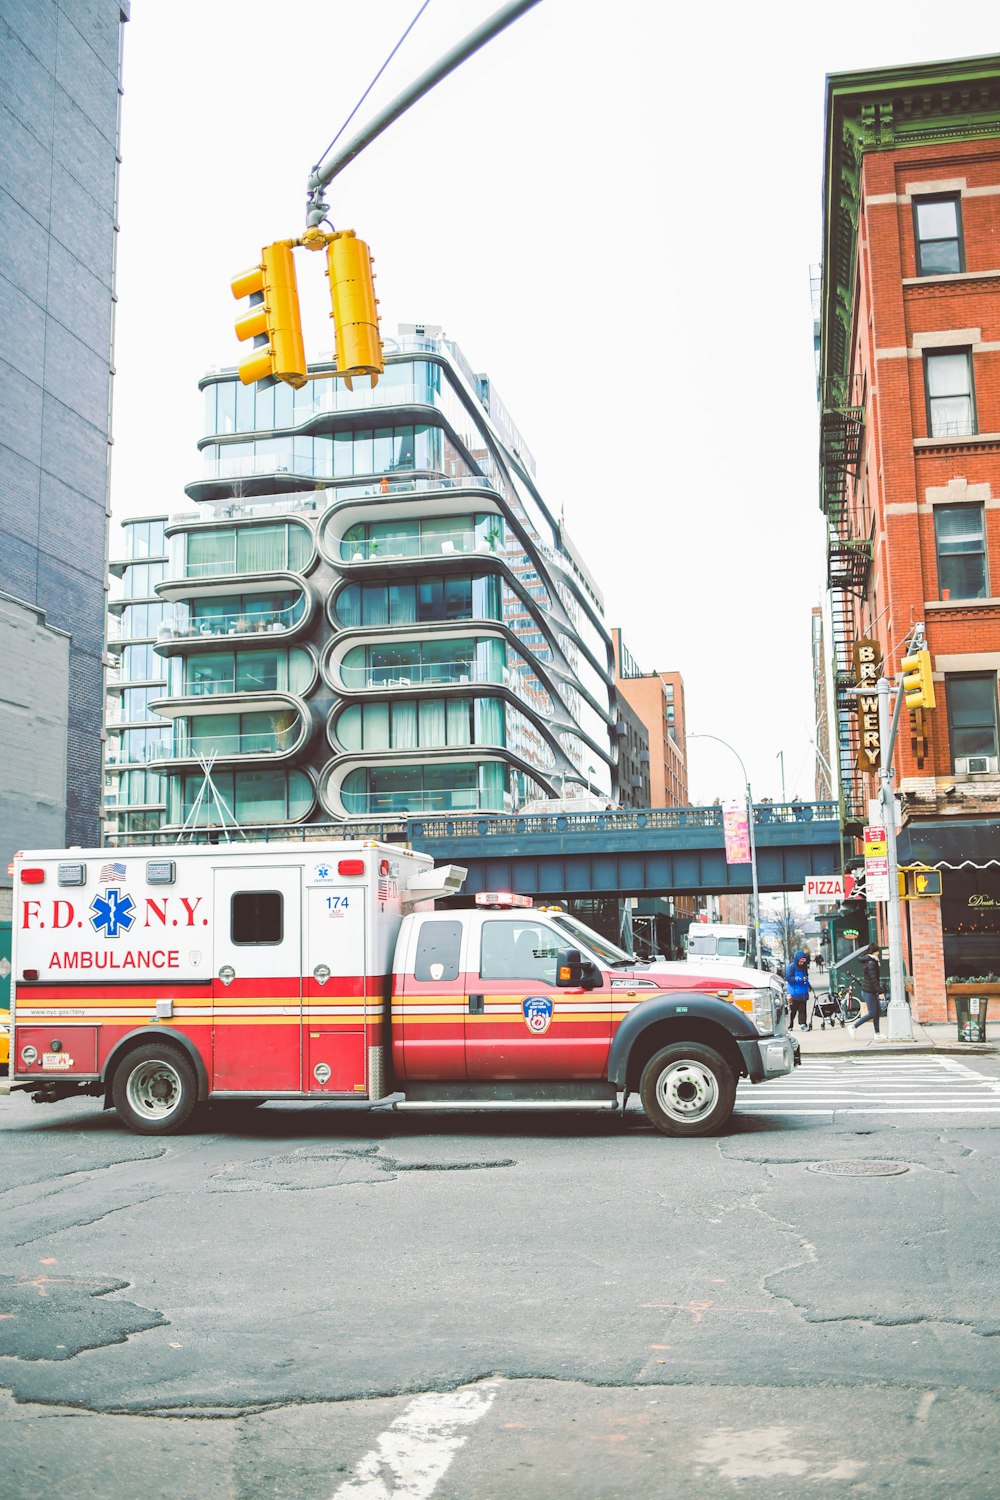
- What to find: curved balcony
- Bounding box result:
[153,591,314,653]
[318,502,504,574]
[319,749,550,821]
[147,698,310,769]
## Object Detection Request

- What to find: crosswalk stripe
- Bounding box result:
[733,1057,1000,1115]
[330,1383,498,1500]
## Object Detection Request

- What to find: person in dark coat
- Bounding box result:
[850,944,886,1042]
[785,949,811,1031]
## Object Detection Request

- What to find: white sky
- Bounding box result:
[109,0,1000,806]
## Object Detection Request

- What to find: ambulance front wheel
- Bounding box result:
[638,1043,736,1137]
[112,1043,197,1135]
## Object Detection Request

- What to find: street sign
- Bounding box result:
[863,825,891,902]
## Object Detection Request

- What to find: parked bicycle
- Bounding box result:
[834,978,862,1021]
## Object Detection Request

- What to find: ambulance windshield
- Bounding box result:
[547,912,637,967]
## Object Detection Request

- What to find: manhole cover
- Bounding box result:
[808,1160,910,1177]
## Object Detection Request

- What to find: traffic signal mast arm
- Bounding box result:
[304,0,542,226]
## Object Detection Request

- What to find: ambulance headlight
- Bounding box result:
[732,988,778,1035]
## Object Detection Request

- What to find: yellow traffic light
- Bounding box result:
[326,230,383,389]
[231,243,308,389]
[900,647,936,711]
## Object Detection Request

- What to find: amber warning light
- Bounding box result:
[475,892,533,909]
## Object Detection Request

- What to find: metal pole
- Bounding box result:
[688,733,762,971]
[746,780,762,969]
[877,675,913,1040]
[306,0,543,223]
[777,750,790,964]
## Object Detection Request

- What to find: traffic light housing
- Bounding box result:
[231,243,308,389]
[900,647,936,711]
[326,230,383,389]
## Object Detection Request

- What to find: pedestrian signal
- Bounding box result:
[326,230,383,389]
[900,868,943,898]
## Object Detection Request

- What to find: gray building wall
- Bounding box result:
[0,0,128,877]
[0,593,71,913]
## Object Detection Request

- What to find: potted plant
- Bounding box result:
[945,974,1000,1018]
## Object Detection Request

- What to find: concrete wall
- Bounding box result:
[0,1,127,850]
[0,593,70,884]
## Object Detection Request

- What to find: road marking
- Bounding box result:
[331,1383,498,1500]
[735,1058,1000,1117]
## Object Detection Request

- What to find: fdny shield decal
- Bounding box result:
[522,995,553,1035]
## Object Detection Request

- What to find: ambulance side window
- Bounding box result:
[231,891,283,945]
[480,922,558,983]
[414,920,462,981]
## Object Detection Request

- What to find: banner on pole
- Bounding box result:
[723,802,751,865]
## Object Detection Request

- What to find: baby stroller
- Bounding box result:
[809,985,847,1029]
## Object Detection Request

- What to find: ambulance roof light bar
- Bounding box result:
[475,891,533,909]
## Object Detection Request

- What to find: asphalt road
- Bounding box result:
[2,1056,1000,1499]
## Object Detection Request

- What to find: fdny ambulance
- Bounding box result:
[8,841,797,1136]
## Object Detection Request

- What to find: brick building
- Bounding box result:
[818,57,1000,1019]
[611,630,688,808]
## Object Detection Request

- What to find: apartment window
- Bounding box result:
[934,505,988,599]
[947,674,999,773]
[925,350,976,438]
[913,196,964,275]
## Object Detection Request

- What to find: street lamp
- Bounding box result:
[776,750,790,964]
[688,733,761,968]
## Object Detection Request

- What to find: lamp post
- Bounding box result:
[688,733,761,967]
[776,750,791,966]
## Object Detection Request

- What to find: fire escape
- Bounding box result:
[820,376,871,834]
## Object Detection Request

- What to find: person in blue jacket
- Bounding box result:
[785,949,811,1031]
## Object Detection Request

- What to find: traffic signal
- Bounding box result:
[231,243,308,390]
[326,230,383,389]
[899,868,943,898]
[900,648,936,711]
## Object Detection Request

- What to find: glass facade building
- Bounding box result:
[105,517,170,837]
[148,332,617,829]
[0,1,129,891]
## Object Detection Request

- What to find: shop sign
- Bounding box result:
[854,639,881,772]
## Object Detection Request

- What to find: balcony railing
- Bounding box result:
[341,788,495,816]
[151,726,299,761]
[340,528,501,562]
[339,659,506,690]
[157,600,306,641]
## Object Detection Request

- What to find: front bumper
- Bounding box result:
[738,1033,797,1083]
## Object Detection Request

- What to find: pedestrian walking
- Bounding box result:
[785,949,811,1031]
[850,943,886,1042]
[814,951,825,972]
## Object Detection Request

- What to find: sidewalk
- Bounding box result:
[790,1019,998,1057]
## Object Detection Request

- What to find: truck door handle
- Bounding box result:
[468,994,484,1015]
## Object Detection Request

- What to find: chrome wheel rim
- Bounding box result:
[655,1060,720,1123]
[126,1059,183,1120]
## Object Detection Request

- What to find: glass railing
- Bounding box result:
[341,788,497,816]
[339,659,507,690]
[151,726,299,760]
[157,599,306,641]
[340,528,501,562]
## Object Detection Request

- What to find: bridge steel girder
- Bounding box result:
[407,819,842,899]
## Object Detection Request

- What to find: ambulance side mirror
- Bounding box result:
[555,948,601,989]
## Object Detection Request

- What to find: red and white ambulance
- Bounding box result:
[9,841,797,1135]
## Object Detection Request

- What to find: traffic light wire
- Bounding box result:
[311,1,433,175]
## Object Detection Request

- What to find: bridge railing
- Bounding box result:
[108,802,839,848]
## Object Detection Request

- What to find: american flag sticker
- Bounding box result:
[99,861,127,882]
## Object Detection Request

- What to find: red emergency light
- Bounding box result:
[20,868,45,884]
[338,859,365,876]
[475,891,533,909]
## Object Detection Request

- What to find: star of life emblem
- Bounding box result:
[522,995,553,1035]
[89,887,136,939]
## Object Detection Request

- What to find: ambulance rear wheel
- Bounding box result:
[639,1043,736,1137]
[112,1044,197,1135]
